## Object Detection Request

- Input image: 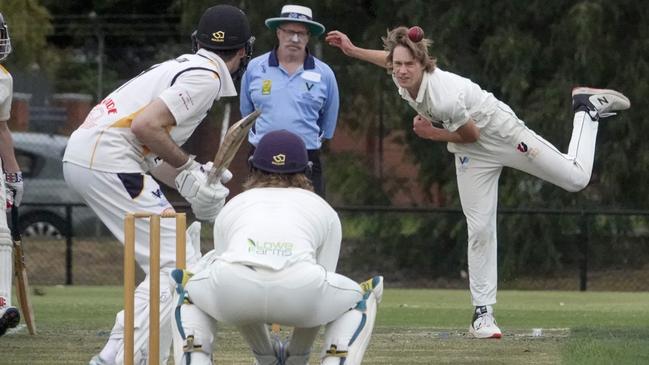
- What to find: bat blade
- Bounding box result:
[11,206,36,335]
[13,243,36,335]
[207,109,261,184]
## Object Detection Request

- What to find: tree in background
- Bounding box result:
[0,0,52,68]
[317,0,648,279]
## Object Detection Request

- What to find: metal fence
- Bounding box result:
[9,120,649,290]
[14,202,649,291]
[334,206,649,291]
[27,106,68,134]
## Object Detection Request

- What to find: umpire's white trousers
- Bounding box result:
[63,162,200,364]
[450,104,598,306]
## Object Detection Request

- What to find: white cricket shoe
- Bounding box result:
[469,305,502,339]
[88,355,110,365]
[0,306,20,337]
[572,87,630,119]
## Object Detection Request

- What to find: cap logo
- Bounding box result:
[211,31,225,42]
[271,154,286,166]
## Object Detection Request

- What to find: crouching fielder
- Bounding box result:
[172,130,383,365]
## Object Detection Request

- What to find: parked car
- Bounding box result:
[10,132,107,238]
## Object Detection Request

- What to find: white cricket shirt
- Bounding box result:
[63,49,237,172]
[213,187,342,272]
[393,67,498,132]
[0,65,12,121]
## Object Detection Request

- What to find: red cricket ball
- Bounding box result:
[408,26,424,42]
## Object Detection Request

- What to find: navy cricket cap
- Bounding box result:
[251,130,309,174]
[195,5,251,51]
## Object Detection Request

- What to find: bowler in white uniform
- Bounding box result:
[326,26,630,338]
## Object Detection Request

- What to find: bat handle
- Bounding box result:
[206,173,216,185]
[11,204,18,223]
[10,205,20,241]
[206,169,223,186]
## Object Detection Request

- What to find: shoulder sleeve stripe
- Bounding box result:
[170,67,221,86]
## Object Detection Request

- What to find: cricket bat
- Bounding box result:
[206,109,261,184]
[11,206,37,335]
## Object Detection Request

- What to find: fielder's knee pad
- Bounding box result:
[174,325,214,365]
[321,276,383,365]
[173,297,214,365]
[182,331,213,359]
[172,268,214,365]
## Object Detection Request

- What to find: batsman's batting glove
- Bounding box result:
[175,157,232,215]
[190,182,229,222]
[5,172,24,207]
[193,161,233,184]
[174,156,209,198]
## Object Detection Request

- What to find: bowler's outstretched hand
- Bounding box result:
[325,30,356,56]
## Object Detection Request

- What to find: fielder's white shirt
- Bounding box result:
[213,187,342,272]
[64,49,237,173]
[0,65,12,121]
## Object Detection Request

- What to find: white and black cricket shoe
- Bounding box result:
[572,87,630,120]
[469,305,502,339]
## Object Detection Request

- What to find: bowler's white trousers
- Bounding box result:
[449,104,598,306]
[64,162,199,364]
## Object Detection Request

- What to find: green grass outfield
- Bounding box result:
[1,287,648,364]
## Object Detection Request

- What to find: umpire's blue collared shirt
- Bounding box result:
[240,48,340,150]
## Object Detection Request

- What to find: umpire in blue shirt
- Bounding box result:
[240,4,340,198]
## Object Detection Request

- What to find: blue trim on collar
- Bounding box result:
[269,48,280,66]
[268,47,315,70]
[304,52,315,69]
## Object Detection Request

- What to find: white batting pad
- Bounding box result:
[0,234,12,306]
[321,276,383,365]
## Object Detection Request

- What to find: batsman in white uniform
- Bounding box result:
[326,27,630,338]
[171,130,383,365]
[62,5,255,364]
[0,13,25,338]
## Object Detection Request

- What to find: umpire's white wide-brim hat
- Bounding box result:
[265,4,325,37]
